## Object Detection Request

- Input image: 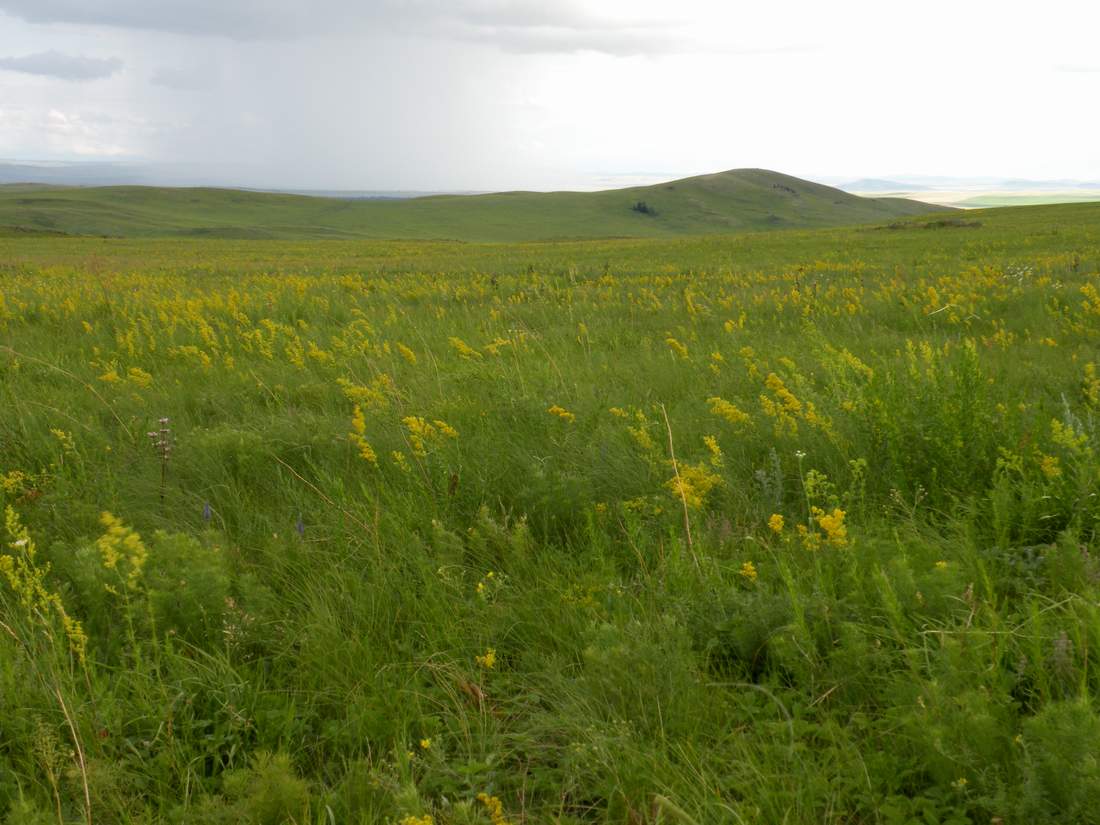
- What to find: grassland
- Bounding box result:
[0,169,942,242]
[953,193,1100,208]
[2,201,1100,824]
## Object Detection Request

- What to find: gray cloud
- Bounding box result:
[0,0,317,39]
[0,0,710,56]
[151,64,221,91]
[0,49,123,80]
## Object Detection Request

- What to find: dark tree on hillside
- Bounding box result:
[632,201,655,215]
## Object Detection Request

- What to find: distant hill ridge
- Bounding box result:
[0,168,945,242]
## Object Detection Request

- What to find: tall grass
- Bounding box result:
[1,209,1100,822]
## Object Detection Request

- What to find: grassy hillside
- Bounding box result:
[0,168,944,241]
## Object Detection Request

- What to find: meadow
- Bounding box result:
[0,170,938,242]
[2,201,1100,823]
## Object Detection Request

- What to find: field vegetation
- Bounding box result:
[0,170,940,242]
[2,201,1100,823]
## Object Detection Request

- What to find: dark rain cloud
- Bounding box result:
[0,50,123,80]
[0,0,694,55]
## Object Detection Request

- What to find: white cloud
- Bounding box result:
[1,104,147,158]
[0,50,122,80]
[0,0,1097,186]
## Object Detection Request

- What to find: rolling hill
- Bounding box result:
[0,168,946,242]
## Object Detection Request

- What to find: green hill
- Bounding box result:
[0,168,945,242]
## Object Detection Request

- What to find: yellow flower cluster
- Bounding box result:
[759,372,826,436]
[666,337,689,359]
[1085,363,1100,406]
[707,396,750,427]
[703,435,723,467]
[476,648,497,669]
[477,793,513,825]
[127,366,153,387]
[1051,419,1090,455]
[337,375,394,410]
[666,462,722,510]
[1038,453,1062,479]
[2,506,87,662]
[448,336,481,359]
[403,416,458,457]
[349,405,378,465]
[547,405,576,423]
[50,428,76,454]
[396,342,418,364]
[796,524,820,551]
[96,512,149,590]
[813,506,848,548]
[1,470,28,496]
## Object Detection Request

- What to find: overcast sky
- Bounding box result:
[1,0,1098,190]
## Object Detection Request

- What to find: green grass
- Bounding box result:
[0,169,943,242]
[2,201,1100,823]
[956,192,1100,208]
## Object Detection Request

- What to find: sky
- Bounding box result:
[1,0,1099,190]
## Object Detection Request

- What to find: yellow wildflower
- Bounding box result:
[433,419,458,439]
[1039,454,1062,479]
[707,396,750,427]
[797,523,821,551]
[1,471,27,496]
[50,429,76,454]
[1086,363,1100,405]
[483,337,512,356]
[396,342,418,364]
[448,337,481,359]
[703,435,723,467]
[476,648,497,669]
[3,506,88,663]
[96,512,149,589]
[739,561,758,582]
[127,366,153,387]
[665,461,722,510]
[548,405,575,423]
[814,507,848,548]
[403,416,436,457]
[1052,419,1090,454]
[349,405,378,465]
[768,514,784,534]
[666,337,689,359]
[477,793,512,825]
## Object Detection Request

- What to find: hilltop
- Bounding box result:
[0,168,944,242]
